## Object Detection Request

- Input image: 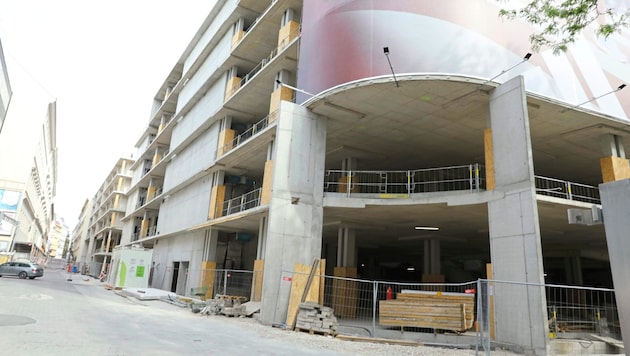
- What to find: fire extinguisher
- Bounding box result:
[386,286,393,300]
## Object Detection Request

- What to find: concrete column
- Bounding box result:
[563,256,583,285]
[424,240,430,275]
[599,179,630,351]
[336,227,356,267]
[259,101,326,325]
[203,229,219,262]
[423,239,441,275]
[341,158,357,171]
[430,240,440,275]
[487,76,548,355]
[256,216,267,259]
[601,134,626,158]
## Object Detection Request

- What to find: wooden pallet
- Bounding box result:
[296,327,337,337]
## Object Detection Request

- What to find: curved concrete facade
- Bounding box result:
[298,0,630,120]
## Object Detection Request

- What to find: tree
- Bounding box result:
[499,0,629,53]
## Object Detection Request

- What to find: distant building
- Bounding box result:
[0,102,57,264]
[48,216,69,259]
[85,156,134,277]
[70,198,93,271]
[0,38,12,134]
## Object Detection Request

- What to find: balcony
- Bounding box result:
[226,26,301,102]
[324,164,485,196]
[218,113,274,157]
[323,164,601,204]
[147,226,158,238]
[221,188,262,216]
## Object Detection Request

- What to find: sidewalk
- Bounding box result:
[61,270,194,312]
[63,272,106,286]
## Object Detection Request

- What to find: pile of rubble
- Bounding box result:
[295,301,339,336]
[196,294,259,317]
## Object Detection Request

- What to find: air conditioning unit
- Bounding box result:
[567,206,603,226]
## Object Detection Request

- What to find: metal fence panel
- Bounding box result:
[144,267,621,353]
[475,279,620,354]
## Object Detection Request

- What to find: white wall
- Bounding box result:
[164,121,219,192]
[150,230,205,292]
[158,175,213,235]
[182,0,236,75]
[177,31,231,116]
[170,77,226,151]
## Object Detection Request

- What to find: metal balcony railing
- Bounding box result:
[535,176,600,204]
[226,27,301,99]
[323,164,601,204]
[221,188,262,217]
[324,164,485,196]
[218,113,274,157]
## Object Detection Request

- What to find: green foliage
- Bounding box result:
[499,0,629,54]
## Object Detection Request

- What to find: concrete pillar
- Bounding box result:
[423,239,441,275]
[564,256,583,285]
[259,101,326,325]
[200,229,218,300]
[487,76,548,355]
[430,240,440,274]
[260,142,274,205]
[256,216,267,260]
[341,158,357,171]
[336,226,356,267]
[599,179,630,351]
[203,229,219,262]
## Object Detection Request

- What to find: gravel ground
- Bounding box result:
[200,314,519,355]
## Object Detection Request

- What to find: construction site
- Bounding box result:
[57,1,630,355]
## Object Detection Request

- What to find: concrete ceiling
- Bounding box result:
[207,75,623,267]
[306,75,622,263]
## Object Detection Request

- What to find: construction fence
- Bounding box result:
[167,267,620,352]
[148,266,257,300]
[476,279,620,355]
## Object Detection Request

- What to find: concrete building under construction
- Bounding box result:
[117,1,630,354]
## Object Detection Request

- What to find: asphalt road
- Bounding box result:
[0,268,349,356]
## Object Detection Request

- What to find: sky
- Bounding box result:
[0,1,217,228]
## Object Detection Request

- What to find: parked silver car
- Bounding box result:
[0,261,44,279]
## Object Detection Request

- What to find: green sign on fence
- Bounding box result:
[136,266,145,277]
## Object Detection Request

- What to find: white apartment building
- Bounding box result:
[70,198,93,271]
[85,156,134,276]
[0,101,57,264]
[48,216,69,259]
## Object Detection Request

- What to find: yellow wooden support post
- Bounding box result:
[600,156,630,182]
[251,260,264,302]
[260,161,274,205]
[484,128,495,190]
[208,185,226,219]
[200,261,216,300]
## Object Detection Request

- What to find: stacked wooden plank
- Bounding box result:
[295,301,339,336]
[379,290,475,332]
